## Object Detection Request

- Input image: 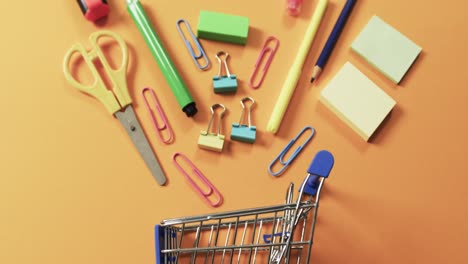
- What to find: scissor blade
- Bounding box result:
[115,105,167,186]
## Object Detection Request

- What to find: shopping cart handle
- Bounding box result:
[301,150,334,196]
[307,150,334,178]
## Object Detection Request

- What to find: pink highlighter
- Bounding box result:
[287,0,304,16]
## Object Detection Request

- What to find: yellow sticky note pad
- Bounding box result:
[351,15,422,83]
[320,62,396,141]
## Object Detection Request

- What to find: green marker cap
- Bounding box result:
[183,102,197,117]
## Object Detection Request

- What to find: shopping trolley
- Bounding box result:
[155,150,334,264]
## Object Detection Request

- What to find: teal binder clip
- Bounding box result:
[213,51,238,93]
[231,97,256,144]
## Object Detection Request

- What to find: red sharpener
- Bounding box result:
[77,0,110,22]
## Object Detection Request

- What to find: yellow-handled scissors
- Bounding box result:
[63,30,166,186]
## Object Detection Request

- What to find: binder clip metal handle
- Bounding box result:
[203,103,226,137]
[215,51,231,77]
[213,51,238,93]
[239,97,255,128]
[268,126,315,176]
[231,97,257,144]
[198,104,227,152]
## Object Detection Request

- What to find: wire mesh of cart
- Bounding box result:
[155,150,335,264]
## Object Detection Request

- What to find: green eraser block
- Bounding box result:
[197,11,249,45]
[351,16,422,84]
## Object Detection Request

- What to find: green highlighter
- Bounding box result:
[126,0,197,117]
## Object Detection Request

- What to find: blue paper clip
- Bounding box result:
[268,126,316,176]
[231,97,256,144]
[176,19,210,70]
[213,51,238,93]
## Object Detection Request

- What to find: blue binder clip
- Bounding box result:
[268,126,316,176]
[231,97,256,144]
[213,51,238,93]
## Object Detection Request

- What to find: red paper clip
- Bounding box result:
[142,87,174,144]
[173,153,223,207]
[249,36,280,89]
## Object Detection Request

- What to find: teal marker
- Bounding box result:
[126,0,197,117]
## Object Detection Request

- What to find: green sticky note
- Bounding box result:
[197,11,249,45]
[351,16,422,83]
[320,62,396,141]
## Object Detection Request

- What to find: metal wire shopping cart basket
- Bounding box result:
[155,150,334,264]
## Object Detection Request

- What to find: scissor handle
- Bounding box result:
[63,30,131,114]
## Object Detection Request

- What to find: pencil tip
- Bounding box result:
[310,77,315,83]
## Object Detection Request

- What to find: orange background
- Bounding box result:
[1,0,467,263]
